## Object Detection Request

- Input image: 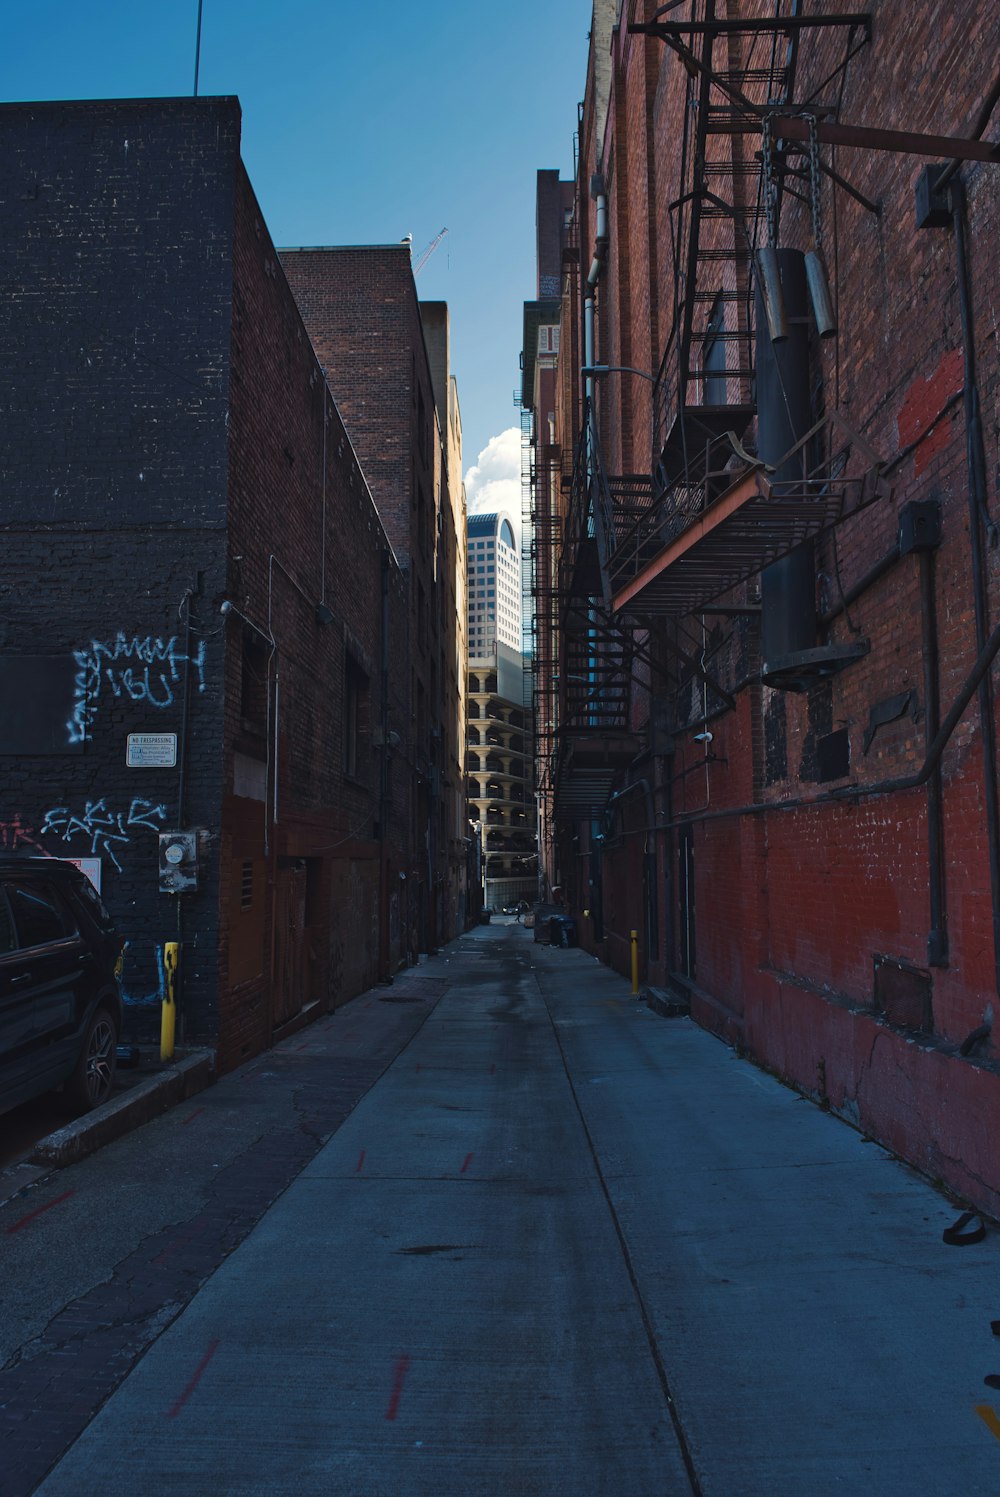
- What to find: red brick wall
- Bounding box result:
[557,0,1000,1212]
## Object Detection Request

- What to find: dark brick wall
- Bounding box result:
[278,246,430,566]
[0,99,415,1069]
[0,97,239,1043]
[0,98,237,528]
[280,246,461,953]
[219,169,408,1067]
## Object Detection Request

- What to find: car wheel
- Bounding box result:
[66,1005,119,1113]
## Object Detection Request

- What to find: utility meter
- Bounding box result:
[158,831,199,893]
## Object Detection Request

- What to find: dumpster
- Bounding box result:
[549,915,578,948]
[533,903,562,943]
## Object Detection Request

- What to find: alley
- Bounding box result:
[4,923,1000,1494]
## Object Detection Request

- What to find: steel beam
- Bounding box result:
[769,115,1000,164]
[635,16,871,38]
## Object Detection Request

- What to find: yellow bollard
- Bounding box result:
[630,929,639,995]
[161,943,179,1061]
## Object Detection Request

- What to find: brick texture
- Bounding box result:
[548,0,1000,1213]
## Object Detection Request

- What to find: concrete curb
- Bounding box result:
[29,1051,215,1168]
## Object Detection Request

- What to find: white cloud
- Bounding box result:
[464,428,522,535]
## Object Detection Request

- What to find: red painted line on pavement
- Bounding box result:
[167,1339,220,1418]
[415,1063,421,1072]
[181,1107,206,1126]
[6,1188,75,1235]
[293,1042,310,1052]
[355,1149,366,1174]
[385,1354,411,1421]
[460,1153,473,1174]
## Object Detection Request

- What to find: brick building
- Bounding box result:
[533,2,1000,1214]
[0,96,456,1070]
[279,251,468,950]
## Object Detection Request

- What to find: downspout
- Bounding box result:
[175,586,194,1041]
[605,777,654,831]
[951,178,1000,996]
[919,548,948,967]
[379,552,392,979]
[584,177,609,474]
[605,778,654,979]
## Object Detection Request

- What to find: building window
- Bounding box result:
[238,632,271,740]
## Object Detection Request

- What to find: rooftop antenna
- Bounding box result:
[194,0,204,97]
[412,227,449,277]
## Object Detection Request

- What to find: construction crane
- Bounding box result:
[412,227,448,277]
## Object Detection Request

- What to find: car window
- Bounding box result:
[7,881,74,949]
[0,893,16,956]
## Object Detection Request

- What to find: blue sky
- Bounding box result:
[1,1,589,510]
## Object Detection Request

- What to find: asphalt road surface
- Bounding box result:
[4,924,999,1494]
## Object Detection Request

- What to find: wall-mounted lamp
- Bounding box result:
[315,601,335,626]
[580,364,656,383]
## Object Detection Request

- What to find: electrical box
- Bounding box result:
[915,164,951,230]
[898,499,942,555]
[159,830,199,894]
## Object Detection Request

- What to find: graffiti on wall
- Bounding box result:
[68,632,207,744]
[40,797,167,872]
[120,943,167,1008]
[0,815,46,854]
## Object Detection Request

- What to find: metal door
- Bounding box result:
[272,859,306,1029]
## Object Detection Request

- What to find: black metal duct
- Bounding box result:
[756,249,816,667]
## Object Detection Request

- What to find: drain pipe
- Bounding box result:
[951,177,1000,995]
[378,551,392,981]
[919,547,948,967]
[602,778,654,849]
[584,175,609,471]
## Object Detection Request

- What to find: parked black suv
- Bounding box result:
[0,858,124,1118]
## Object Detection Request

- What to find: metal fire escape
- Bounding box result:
[591,5,885,627]
[550,408,642,819]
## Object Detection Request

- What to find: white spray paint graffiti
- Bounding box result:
[67,632,206,744]
[40,797,167,872]
[120,943,167,1009]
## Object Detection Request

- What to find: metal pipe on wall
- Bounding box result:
[951,178,1000,995]
[919,548,948,966]
[756,249,817,667]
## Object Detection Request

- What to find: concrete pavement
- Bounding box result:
[13,922,1000,1493]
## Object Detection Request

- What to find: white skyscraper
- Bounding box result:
[466,511,520,658]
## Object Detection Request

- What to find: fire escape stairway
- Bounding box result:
[601,3,881,623]
[553,410,641,820]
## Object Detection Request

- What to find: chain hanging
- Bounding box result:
[803,113,837,338]
[762,114,779,249]
[757,115,788,342]
[806,113,824,259]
